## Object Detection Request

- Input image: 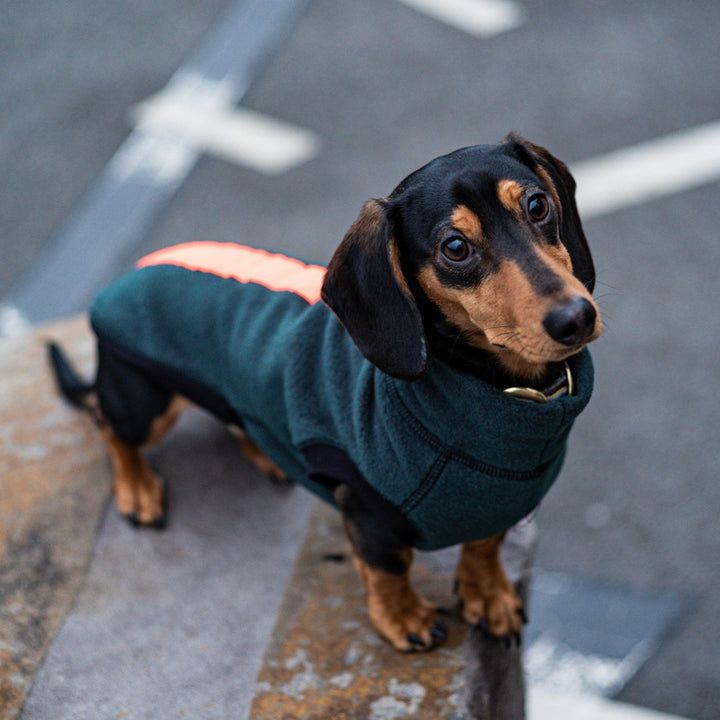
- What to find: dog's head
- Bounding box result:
[322,136,602,381]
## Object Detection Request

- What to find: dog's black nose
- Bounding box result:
[543,297,597,346]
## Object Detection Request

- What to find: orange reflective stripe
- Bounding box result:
[136,242,326,305]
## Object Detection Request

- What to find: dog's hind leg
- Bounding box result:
[101,426,167,528]
[94,348,186,528]
[236,432,288,484]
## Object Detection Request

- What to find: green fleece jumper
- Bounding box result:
[90,242,594,551]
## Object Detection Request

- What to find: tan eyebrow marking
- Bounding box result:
[450,204,483,239]
[497,179,524,213]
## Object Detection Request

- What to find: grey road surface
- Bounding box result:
[2,1,719,718]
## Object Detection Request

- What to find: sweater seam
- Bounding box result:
[400,450,452,514]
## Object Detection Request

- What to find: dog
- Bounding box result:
[48,135,601,652]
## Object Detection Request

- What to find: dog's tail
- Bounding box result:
[47,341,98,417]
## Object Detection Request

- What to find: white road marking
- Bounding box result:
[395,0,525,37]
[108,131,198,186]
[128,72,320,176]
[0,303,31,337]
[526,633,652,698]
[530,686,689,720]
[2,0,316,327]
[573,120,720,219]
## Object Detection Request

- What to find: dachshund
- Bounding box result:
[49,135,601,652]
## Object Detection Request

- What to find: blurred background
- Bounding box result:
[1,1,719,718]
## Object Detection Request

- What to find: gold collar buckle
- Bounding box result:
[503,363,574,404]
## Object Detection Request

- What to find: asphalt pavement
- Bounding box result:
[1,1,719,718]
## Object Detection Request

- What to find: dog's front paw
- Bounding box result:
[455,575,525,643]
[368,590,447,652]
[357,564,447,652]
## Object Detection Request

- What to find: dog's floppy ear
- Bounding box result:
[321,199,427,380]
[508,134,596,293]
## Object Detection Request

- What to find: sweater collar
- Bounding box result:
[385,349,594,471]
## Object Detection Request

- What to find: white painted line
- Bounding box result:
[5,0,315,325]
[0,304,32,338]
[129,72,320,176]
[108,131,198,186]
[573,120,720,219]
[530,686,690,720]
[395,0,524,37]
[526,633,651,697]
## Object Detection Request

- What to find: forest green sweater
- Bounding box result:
[90,242,594,550]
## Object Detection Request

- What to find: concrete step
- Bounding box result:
[249,501,475,719]
[0,316,109,719]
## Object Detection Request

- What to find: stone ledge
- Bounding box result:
[0,316,109,720]
[249,501,530,720]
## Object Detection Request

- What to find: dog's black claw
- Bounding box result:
[407,633,427,649]
[124,511,166,530]
[518,607,528,625]
[430,622,447,641]
[475,621,520,649]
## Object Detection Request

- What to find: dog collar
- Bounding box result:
[503,362,573,403]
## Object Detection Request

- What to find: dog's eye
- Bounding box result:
[527,193,549,221]
[441,237,470,262]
